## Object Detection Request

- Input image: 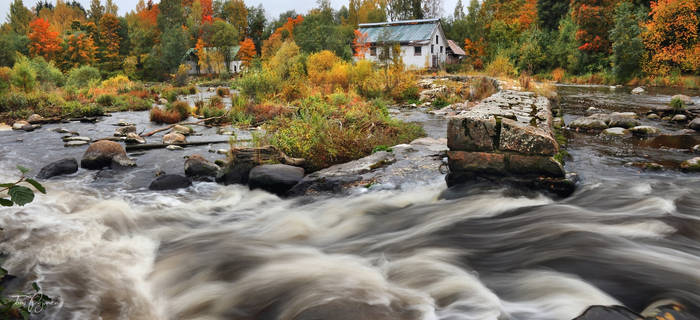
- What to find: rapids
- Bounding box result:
[1,85,699,320]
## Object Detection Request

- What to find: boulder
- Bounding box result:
[631,87,645,94]
[114,125,136,137]
[166,145,184,150]
[36,158,78,179]
[499,118,558,156]
[569,116,608,132]
[0,123,11,131]
[217,146,304,185]
[184,154,220,181]
[671,94,693,105]
[671,114,687,122]
[629,125,660,137]
[148,174,192,190]
[163,132,186,145]
[81,140,135,169]
[689,117,700,130]
[693,144,700,154]
[27,114,44,123]
[116,120,134,126]
[172,125,193,135]
[608,112,640,128]
[248,164,305,196]
[602,127,630,137]
[680,157,700,172]
[124,132,146,144]
[12,121,30,130]
[647,113,660,120]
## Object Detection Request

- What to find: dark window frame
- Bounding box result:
[414,46,421,56]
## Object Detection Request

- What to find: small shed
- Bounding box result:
[183,46,245,75]
[446,40,466,65]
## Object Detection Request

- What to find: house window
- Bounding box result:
[431,45,434,54]
[414,46,421,56]
[436,35,439,44]
[440,46,443,53]
[370,47,376,56]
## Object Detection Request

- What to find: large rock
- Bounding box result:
[672,114,687,122]
[671,94,693,105]
[689,118,700,131]
[0,123,11,131]
[149,174,192,190]
[608,112,640,128]
[124,132,146,144]
[602,127,630,137]
[80,140,135,169]
[12,120,30,130]
[172,125,193,135]
[217,146,304,185]
[631,87,645,94]
[447,115,496,151]
[499,118,558,155]
[36,158,78,179]
[184,154,220,181]
[680,157,700,172]
[290,138,448,196]
[248,164,304,196]
[163,132,186,145]
[629,125,660,137]
[27,114,44,123]
[569,116,608,132]
[114,125,136,137]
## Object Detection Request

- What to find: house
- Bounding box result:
[183,46,245,75]
[354,18,457,70]
[446,40,466,65]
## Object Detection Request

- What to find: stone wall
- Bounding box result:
[446,90,575,196]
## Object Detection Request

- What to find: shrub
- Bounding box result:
[328,91,350,106]
[552,68,565,82]
[0,67,10,92]
[11,58,37,92]
[0,92,29,112]
[400,86,420,103]
[246,104,291,124]
[61,101,103,117]
[209,95,224,109]
[96,94,117,106]
[174,64,190,86]
[101,75,133,92]
[67,66,101,88]
[306,50,349,92]
[29,56,64,87]
[168,101,191,118]
[670,97,686,114]
[237,69,282,101]
[150,107,183,124]
[471,77,498,101]
[216,87,230,97]
[485,54,517,77]
[519,73,532,90]
[164,89,178,103]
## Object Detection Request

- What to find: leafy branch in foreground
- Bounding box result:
[0,166,45,207]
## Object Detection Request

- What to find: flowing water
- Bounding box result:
[0,86,699,320]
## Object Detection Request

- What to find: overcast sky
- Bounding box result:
[2,0,460,24]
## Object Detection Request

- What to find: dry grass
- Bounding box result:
[519,73,532,90]
[150,107,184,124]
[552,68,565,83]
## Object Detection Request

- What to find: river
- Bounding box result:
[0,85,699,320]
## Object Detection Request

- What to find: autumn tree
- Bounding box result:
[246,4,266,54]
[62,32,97,68]
[610,1,645,81]
[642,0,700,74]
[88,0,104,23]
[28,18,62,61]
[211,20,238,71]
[105,0,118,15]
[237,37,256,65]
[570,0,619,53]
[7,0,33,35]
[352,29,370,58]
[98,13,122,71]
[536,0,569,31]
[463,37,486,69]
[261,15,303,58]
[39,0,87,35]
[221,0,248,40]
[294,4,354,59]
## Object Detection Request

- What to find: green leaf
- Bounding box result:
[0,198,12,207]
[0,267,7,278]
[8,186,34,206]
[32,282,40,292]
[25,179,46,194]
[0,183,14,188]
[16,165,29,174]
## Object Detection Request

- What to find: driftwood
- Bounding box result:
[125,139,242,151]
[142,115,227,137]
[229,145,305,166]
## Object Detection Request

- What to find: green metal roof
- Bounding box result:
[183,46,241,61]
[358,19,439,44]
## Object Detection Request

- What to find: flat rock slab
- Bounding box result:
[290,138,448,196]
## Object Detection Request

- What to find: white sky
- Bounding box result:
[2,0,460,24]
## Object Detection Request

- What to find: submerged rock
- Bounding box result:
[184,154,220,181]
[671,114,687,122]
[37,158,78,179]
[688,117,700,130]
[647,113,660,120]
[149,174,192,190]
[114,125,136,137]
[248,164,305,196]
[680,157,700,172]
[81,140,135,169]
[569,116,608,132]
[65,140,89,147]
[163,132,186,145]
[124,132,146,144]
[629,126,660,137]
[166,145,184,150]
[671,94,693,105]
[217,146,304,185]
[631,87,645,94]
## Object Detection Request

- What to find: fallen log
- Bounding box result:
[125,139,245,151]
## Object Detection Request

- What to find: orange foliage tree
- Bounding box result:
[352,30,370,58]
[63,32,97,69]
[28,18,62,61]
[463,38,486,70]
[98,13,122,70]
[261,15,304,58]
[570,0,619,52]
[515,0,537,30]
[237,38,256,65]
[642,0,700,74]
